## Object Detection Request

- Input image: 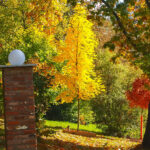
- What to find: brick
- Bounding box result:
[5,112,19,116]
[5,96,34,102]
[6,134,36,141]
[7,138,36,145]
[5,105,35,112]
[5,97,13,101]
[14,115,35,120]
[2,66,37,150]
[7,121,19,125]
[6,102,35,107]
[6,115,35,123]
[15,144,37,150]
[5,87,34,91]
[6,129,36,135]
[6,124,35,131]
[7,144,37,150]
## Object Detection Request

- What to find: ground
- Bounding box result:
[38,129,143,150]
[0,119,144,150]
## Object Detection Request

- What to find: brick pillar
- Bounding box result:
[0,65,37,150]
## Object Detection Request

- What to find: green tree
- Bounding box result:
[92,50,143,136]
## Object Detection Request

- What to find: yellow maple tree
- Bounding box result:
[52,4,105,130]
[27,0,67,35]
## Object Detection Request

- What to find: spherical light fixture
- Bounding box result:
[8,49,25,66]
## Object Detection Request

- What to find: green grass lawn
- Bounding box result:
[45,120,102,134]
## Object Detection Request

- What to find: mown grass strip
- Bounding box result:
[45,120,102,134]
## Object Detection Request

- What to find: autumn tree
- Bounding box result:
[52,4,104,130]
[85,0,150,148]
[87,0,150,72]
[126,76,150,147]
[26,0,68,42]
[0,0,32,117]
[0,0,64,121]
[126,77,150,109]
[0,0,30,64]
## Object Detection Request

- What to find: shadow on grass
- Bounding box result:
[63,129,97,138]
[44,126,103,138]
[130,144,144,150]
[44,125,63,130]
[37,126,57,138]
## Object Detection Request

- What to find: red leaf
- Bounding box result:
[126,76,150,109]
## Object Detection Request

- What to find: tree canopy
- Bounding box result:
[88,0,150,74]
[52,4,104,103]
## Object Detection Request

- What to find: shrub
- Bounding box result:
[92,50,143,137]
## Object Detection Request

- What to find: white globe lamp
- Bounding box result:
[8,49,25,66]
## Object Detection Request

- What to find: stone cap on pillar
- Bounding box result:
[0,64,36,69]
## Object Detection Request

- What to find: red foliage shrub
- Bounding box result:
[126,76,150,109]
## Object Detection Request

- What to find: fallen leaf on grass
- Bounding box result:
[38,130,141,150]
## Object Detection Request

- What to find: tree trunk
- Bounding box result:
[142,103,150,149]
[77,99,80,131]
